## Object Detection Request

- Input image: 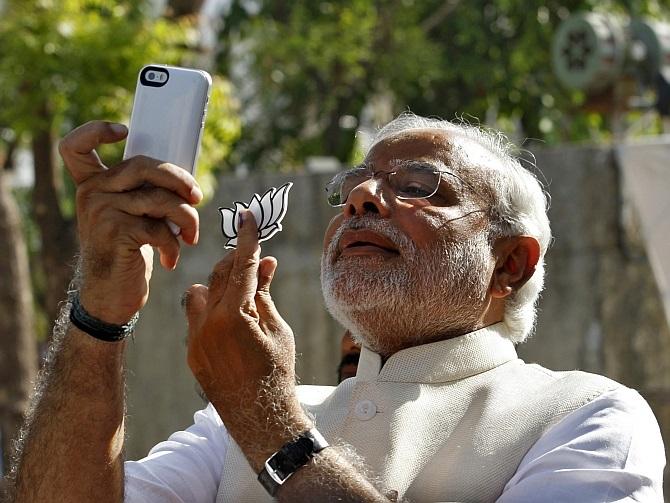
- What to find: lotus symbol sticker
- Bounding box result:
[218,182,293,249]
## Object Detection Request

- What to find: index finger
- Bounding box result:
[89,157,202,205]
[59,121,128,185]
[223,210,261,309]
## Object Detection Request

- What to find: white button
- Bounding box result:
[354,400,377,421]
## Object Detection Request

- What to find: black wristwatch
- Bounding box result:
[257,428,329,496]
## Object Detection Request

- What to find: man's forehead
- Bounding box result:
[365,128,497,174]
[365,129,454,164]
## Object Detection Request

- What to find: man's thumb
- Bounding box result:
[257,256,277,294]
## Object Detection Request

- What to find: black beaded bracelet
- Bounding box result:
[69,292,139,342]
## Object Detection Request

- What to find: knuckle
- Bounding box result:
[75,184,92,209]
[132,154,152,165]
[239,300,258,319]
[157,161,177,171]
[158,162,185,178]
[86,119,105,129]
[58,137,71,156]
[113,155,147,176]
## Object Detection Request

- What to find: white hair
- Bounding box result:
[367,113,552,343]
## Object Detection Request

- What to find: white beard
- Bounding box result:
[320,215,493,356]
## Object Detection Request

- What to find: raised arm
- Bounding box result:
[8,121,202,503]
[184,210,393,502]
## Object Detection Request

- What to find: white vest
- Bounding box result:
[216,324,618,502]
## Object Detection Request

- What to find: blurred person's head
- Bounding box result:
[337,330,361,382]
[321,113,550,358]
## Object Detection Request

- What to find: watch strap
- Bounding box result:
[258,428,329,496]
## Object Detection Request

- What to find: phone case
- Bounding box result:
[123,65,212,174]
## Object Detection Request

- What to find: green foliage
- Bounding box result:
[0,0,188,133]
[221,0,669,171]
[0,0,240,189]
[198,76,241,199]
[235,0,444,170]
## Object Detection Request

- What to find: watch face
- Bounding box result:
[269,436,315,482]
[267,456,290,482]
[260,430,329,496]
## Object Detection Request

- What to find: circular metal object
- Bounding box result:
[552,12,627,91]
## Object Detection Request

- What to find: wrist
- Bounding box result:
[262,409,314,456]
[78,287,141,325]
[69,291,139,342]
[229,403,313,473]
[258,427,329,496]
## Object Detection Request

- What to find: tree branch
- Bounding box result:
[420,0,461,34]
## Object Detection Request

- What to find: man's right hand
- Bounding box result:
[59,120,203,325]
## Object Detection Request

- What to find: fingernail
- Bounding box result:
[191,185,203,201]
[110,123,127,135]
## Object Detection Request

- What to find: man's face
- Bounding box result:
[320,129,497,356]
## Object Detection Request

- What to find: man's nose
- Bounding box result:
[344,177,391,218]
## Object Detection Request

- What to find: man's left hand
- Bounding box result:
[184,209,312,471]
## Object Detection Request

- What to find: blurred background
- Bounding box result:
[2,0,670,498]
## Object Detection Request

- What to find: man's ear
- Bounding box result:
[490,236,541,299]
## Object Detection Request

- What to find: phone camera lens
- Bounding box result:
[147,72,156,81]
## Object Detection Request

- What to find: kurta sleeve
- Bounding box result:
[497,387,665,503]
[124,403,229,503]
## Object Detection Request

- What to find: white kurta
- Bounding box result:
[125,324,665,502]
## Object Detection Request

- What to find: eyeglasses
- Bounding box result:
[325,162,448,207]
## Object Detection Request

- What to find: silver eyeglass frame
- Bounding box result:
[325,161,448,207]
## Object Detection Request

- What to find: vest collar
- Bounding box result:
[355,323,518,384]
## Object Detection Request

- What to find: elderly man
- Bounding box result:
[10,114,664,502]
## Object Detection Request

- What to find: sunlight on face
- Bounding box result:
[320,129,497,355]
[321,215,493,356]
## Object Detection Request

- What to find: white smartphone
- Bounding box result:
[123,64,212,174]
